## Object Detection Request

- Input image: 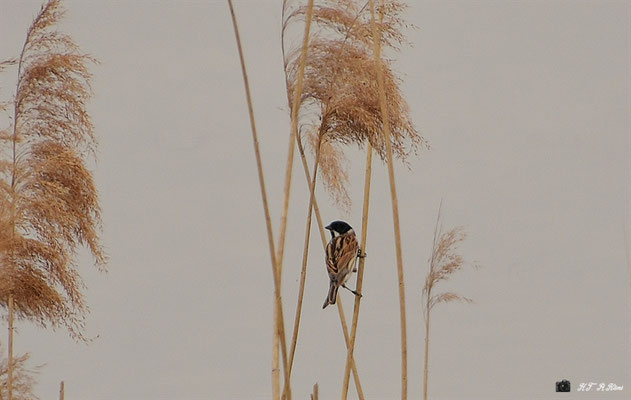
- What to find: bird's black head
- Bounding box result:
[325,220,353,236]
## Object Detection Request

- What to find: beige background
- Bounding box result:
[1,1,629,399]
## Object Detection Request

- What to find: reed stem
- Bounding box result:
[423,296,431,400]
[274,1,314,397]
[7,294,14,400]
[226,2,290,398]
[276,0,314,278]
[369,1,408,398]
[337,298,366,399]
[284,137,322,399]
[341,144,373,400]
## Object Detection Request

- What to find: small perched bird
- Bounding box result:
[323,220,363,309]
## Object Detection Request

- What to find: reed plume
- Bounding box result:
[0,349,41,400]
[0,0,104,335]
[422,203,476,400]
[0,1,104,398]
[284,0,425,210]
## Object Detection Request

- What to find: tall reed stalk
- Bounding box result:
[276,0,314,284]
[341,144,373,400]
[422,202,474,400]
[287,137,321,365]
[7,295,13,400]
[276,1,314,398]
[369,1,408,398]
[226,2,290,398]
[336,296,365,398]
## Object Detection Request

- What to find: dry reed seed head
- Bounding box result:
[285,1,426,209]
[286,0,409,50]
[288,38,422,158]
[16,52,97,155]
[428,291,473,310]
[424,225,471,291]
[305,129,351,212]
[0,351,41,400]
[0,0,104,339]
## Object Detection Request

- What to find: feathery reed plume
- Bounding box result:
[306,130,351,212]
[369,1,409,398]
[0,1,105,398]
[226,2,292,399]
[422,202,476,400]
[284,0,426,211]
[0,0,104,335]
[0,349,42,400]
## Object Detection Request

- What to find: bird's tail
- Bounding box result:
[322,281,339,309]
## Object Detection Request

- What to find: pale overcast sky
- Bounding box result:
[1,1,629,399]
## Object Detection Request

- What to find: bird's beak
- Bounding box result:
[325,224,332,231]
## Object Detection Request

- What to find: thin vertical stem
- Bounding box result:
[341,144,373,400]
[336,298,365,399]
[423,295,431,400]
[59,381,65,400]
[274,1,314,396]
[7,294,14,400]
[296,138,327,248]
[284,138,322,400]
[226,2,289,398]
[276,0,314,278]
[369,1,408,399]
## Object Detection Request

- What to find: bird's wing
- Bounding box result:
[326,234,358,279]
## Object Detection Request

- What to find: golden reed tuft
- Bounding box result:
[0,0,105,340]
[284,0,427,210]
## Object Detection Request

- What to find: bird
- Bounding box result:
[322,220,363,309]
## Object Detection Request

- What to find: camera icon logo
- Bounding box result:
[556,379,571,392]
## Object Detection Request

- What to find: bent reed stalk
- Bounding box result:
[369,1,408,399]
[226,2,290,399]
